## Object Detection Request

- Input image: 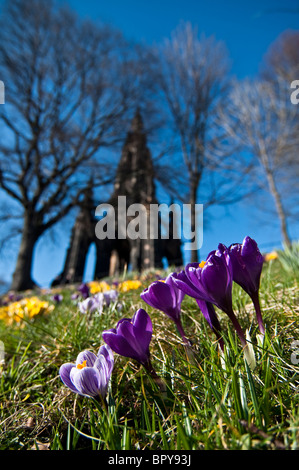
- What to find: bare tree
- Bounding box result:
[152,22,245,262]
[261,29,299,83]
[0,0,134,291]
[220,78,298,248]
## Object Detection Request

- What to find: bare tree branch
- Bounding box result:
[0,0,136,290]
[218,76,299,248]
[151,22,246,260]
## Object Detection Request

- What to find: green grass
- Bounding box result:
[0,259,298,450]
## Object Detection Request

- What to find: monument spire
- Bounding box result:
[53,110,183,286]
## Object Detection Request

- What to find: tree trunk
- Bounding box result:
[11,216,39,291]
[265,169,292,249]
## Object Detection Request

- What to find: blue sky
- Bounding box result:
[67,0,299,77]
[0,0,298,289]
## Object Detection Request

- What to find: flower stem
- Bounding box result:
[227,308,247,348]
[143,358,167,394]
[171,318,199,365]
[174,318,191,346]
[251,292,265,335]
[93,394,109,416]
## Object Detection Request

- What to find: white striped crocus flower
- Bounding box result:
[59,345,114,400]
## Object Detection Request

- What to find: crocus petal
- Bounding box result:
[102,309,152,364]
[118,321,149,363]
[228,236,263,296]
[78,294,104,314]
[102,330,140,361]
[133,308,152,331]
[204,249,231,293]
[60,345,114,399]
[143,273,184,312]
[98,344,114,376]
[78,283,90,299]
[103,290,118,306]
[196,299,221,333]
[131,308,152,355]
[147,282,174,310]
[94,354,113,396]
[59,363,81,395]
[141,282,181,321]
[70,366,102,397]
[184,266,215,302]
[76,350,97,368]
[171,271,206,300]
[165,273,185,306]
[141,285,163,310]
[172,246,248,347]
[97,358,110,397]
[185,265,202,288]
[141,276,189,344]
[241,237,264,286]
[242,236,264,264]
[140,287,157,309]
[228,236,265,334]
[199,246,233,313]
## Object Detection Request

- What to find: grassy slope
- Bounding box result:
[0,259,298,450]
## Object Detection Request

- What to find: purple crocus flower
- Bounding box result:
[59,345,114,400]
[8,292,15,301]
[103,289,119,307]
[140,274,184,322]
[52,294,63,303]
[140,273,189,345]
[78,293,104,315]
[78,283,90,299]
[102,308,152,365]
[103,308,166,392]
[8,292,23,302]
[169,268,224,350]
[228,236,265,334]
[172,245,247,348]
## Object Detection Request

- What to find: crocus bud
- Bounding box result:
[102,308,152,365]
[78,283,90,299]
[102,309,166,393]
[141,273,189,345]
[229,236,265,334]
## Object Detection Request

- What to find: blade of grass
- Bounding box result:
[245,360,263,429]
